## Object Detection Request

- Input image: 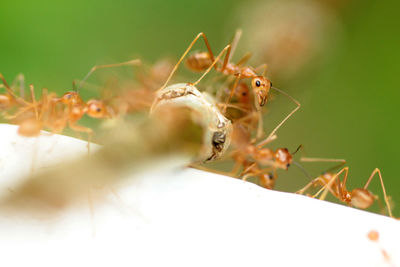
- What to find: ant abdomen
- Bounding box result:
[0,95,12,109]
[185,52,213,72]
[350,188,375,209]
[17,119,42,137]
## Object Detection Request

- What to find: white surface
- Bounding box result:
[0,123,399,267]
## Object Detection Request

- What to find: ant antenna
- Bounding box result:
[257,86,301,148]
[77,59,141,91]
[192,45,231,86]
[72,80,78,93]
[293,160,313,180]
[228,29,242,63]
[158,32,217,92]
[292,144,303,156]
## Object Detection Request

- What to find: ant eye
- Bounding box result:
[267,173,274,180]
[96,107,102,112]
[66,94,72,99]
[255,80,261,87]
[242,92,247,96]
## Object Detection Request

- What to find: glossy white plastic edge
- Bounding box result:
[0,123,398,267]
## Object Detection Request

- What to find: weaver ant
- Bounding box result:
[152,33,235,161]
[182,31,300,143]
[231,135,303,189]
[297,166,393,217]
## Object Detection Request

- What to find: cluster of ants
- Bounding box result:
[0,30,393,217]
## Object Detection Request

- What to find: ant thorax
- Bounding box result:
[152,83,232,162]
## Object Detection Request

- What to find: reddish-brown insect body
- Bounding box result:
[231,140,294,189]
[297,167,393,217]
[86,99,110,118]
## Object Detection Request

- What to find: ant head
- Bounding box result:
[260,173,275,189]
[350,188,374,209]
[86,100,109,118]
[275,148,293,170]
[60,91,81,105]
[251,76,272,107]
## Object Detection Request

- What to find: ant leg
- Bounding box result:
[38,88,50,120]
[4,85,41,119]
[241,162,258,178]
[69,123,94,154]
[217,103,249,113]
[257,87,301,148]
[0,73,14,96]
[296,177,332,195]
[159,32,219,91]
[245,167,274,176]
[315,167,349,200]
[0,73,30,105]
[230,161,242,176]
[363,168,393,217]
[228,29,242,64]
[255,108,263,139]
[254,64,268,76]
[233,110,261,124]
[301,157,346,173]
[192,44,231,86]
[236,52,252,67]
[11,73,25,98]
[77,59,142,90]
[241,173,254,182]
[251,134,277,146]
[222,73,242,113]
[29,84,39,120]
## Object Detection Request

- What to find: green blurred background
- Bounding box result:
[1,0,399,216]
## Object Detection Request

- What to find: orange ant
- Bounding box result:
[297,166,393,217]
[183,31,267,138]
[46,59,141,144]
[54,90,112,146]
[150,33,236,161]
[0,75,54,137]
[114,59,174,114]
[179,31,300,142]
[184,30,270,109]
[231,135,302,189]
[137,59,174,91]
